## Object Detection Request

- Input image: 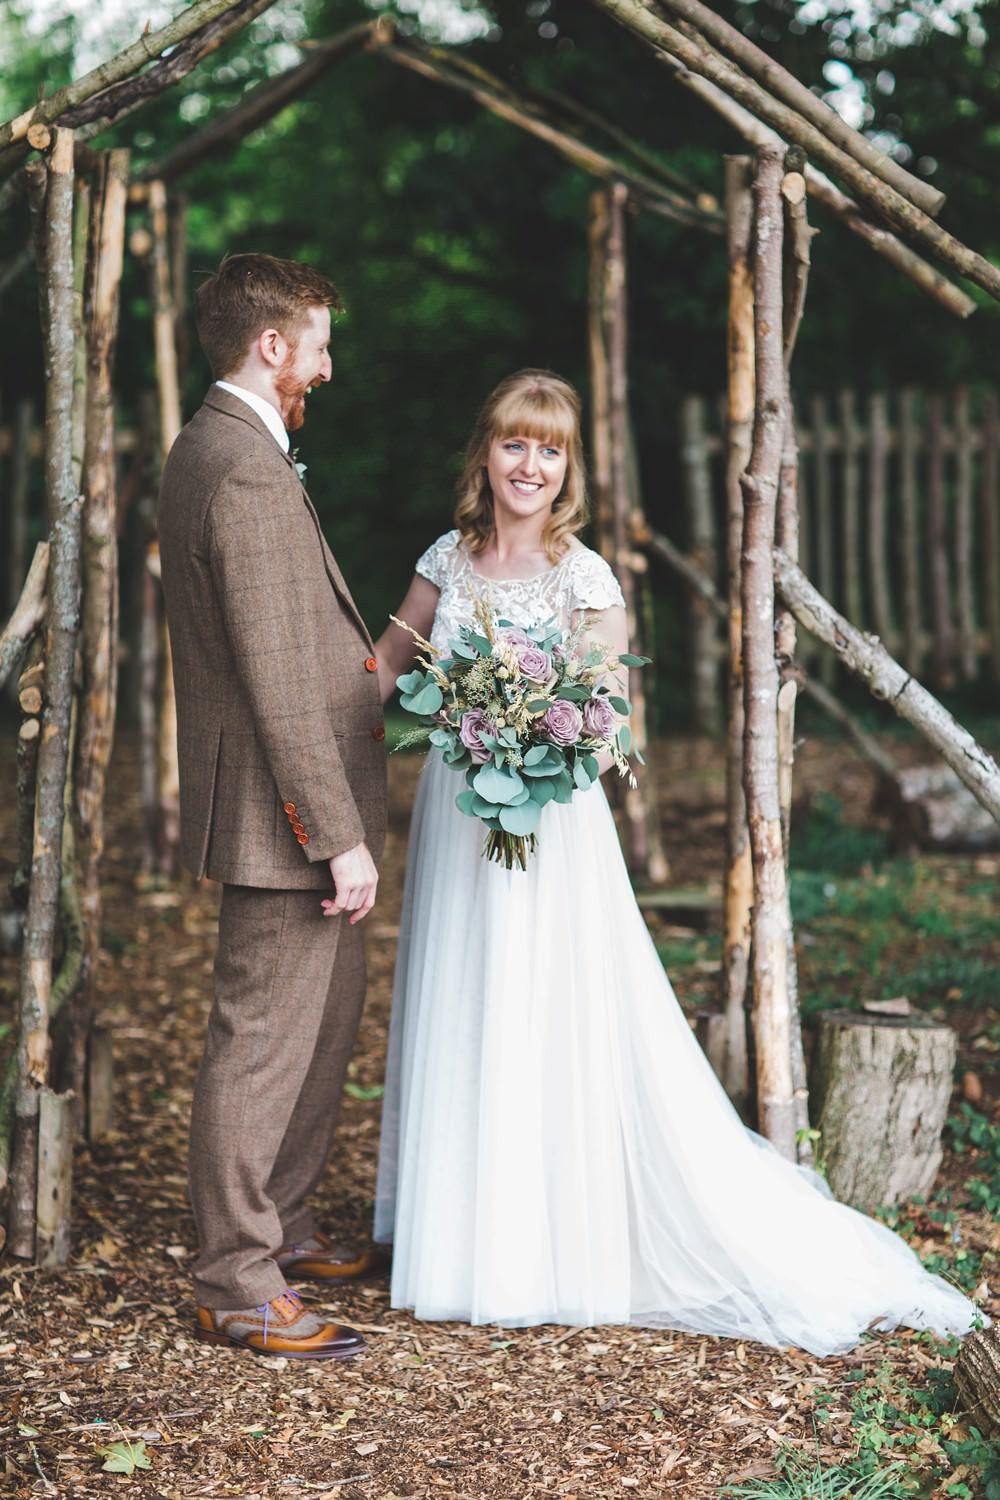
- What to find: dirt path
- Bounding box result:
[0,733,994,1498]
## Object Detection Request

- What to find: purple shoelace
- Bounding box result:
[258,1289,301,1344]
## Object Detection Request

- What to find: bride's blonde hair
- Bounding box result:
[454,369,589,561]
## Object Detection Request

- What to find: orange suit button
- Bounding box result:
[372,726,386,742]
[364,656,378,673]
[283,802,297,815]
[296,832,310,845]
[292,820,305,835]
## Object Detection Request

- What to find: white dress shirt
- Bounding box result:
[215,380,289,453]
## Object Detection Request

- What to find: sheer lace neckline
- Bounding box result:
[463,540,583,585]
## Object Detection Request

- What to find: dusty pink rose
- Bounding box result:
[544,700,584,747]
[460,709,496,763]
[516,645,552,682]
[583,697,618,740]
[499,627,532,648]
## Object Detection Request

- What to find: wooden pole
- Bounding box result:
[11,645,44,911]
[34,1087,75,1267]
[0,541,48,692]
[926,393,955,689]
[605,181,667,882]
[954,387,977,682]
[839,389,862,630]
[71,147,129,1109]
[651,0,945,217]
[8,399,33,613]
[680,395,722,735]
[719,154,754,1108]
[866,392,894,649]
[899,389,923,676]
[588,0,1000,304]
[981,393,1000,683]
[587,188,614,561]
[810,394,834,684]
[776,161,812,1159]
[741,145,796,1159]
[9,128,81,1259]
[148,179,182,876]
[70,175,91,491]
[774,549,1000,822]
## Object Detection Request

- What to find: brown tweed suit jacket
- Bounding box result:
[157,386,387,889]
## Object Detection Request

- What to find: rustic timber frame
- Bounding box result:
[2,0,1000,1257]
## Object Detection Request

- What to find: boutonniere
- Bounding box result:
[290,447,307,484]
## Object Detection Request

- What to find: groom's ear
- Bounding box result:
[257,327,286,368]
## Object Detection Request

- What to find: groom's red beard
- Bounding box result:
[274,355,310,432]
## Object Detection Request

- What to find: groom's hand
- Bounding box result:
[322,842,378,924]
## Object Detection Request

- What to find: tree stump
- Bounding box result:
[955,1325,1000,1434]
[810,1011,956,1210]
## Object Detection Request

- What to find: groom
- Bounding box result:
[158,253,387,1360]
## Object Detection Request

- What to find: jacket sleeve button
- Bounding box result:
[364,656,378,673]
[296,832,310,845]
[372,725,386,742]
[283,801,297,815]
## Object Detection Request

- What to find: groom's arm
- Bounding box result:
[207,458,368,864]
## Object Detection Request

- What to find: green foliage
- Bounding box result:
[792,793,890,876]
[721,1448,913,1498]
[947,1104,1000,1220]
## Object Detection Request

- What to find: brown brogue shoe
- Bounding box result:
[276,1230,389,1282]
[194,1290,365,1360]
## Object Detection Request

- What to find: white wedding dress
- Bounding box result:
[373,530,980,1355]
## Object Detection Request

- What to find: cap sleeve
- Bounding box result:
[569,549,626,612]
[414,529,460,590]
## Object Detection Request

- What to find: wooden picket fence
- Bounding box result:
[677,386,1000,728]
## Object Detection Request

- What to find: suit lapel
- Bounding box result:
[198,388,373,645]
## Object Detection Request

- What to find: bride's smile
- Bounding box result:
[487,434,567,522]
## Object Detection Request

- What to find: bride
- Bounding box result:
[370,368,980,1355]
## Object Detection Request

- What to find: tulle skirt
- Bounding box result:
[374,753,980,1354]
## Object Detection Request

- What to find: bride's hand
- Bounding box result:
[373,574,441,704]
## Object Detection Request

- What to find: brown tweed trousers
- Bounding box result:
[157,386,387,1307]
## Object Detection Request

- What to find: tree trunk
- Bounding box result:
[9,128,81,1260]
[811,1011,956,1210]
[741,145,796,1159]
[680,394,722,735]
[955,1328,1000,1436]
[719,154,754,1108]
[587,187,614,561]
[86,1021,114,1142]
[70,146,128,1111]
[34,1087,76,1267]
[810,394,834,685]
[773,548,1000,822]
[148,179,182,876]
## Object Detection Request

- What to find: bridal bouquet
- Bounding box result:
[393,600,648,869]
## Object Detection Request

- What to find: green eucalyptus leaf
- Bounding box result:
[528,778,557,807]
[455,789,479,816]
[618,724,633,755]
[400,682,444,715]
[618,653,651,667]
[609,696,631,715]
[573,758,594,790]
[473,764,525,805]
[468,632,493,656]
[395,669,426,695]
[499,801,541,835]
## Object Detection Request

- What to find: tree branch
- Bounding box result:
[774,547,1000,822]
[0,543,49,691]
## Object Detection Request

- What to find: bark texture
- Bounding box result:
[811,1012,957,1211]
[10,129,81,1259]
[720,154,754,1107]
[741,146,796,1158]
[773,549,1000,823]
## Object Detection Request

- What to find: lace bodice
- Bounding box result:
[416,530,625,651]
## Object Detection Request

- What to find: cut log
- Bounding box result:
[955,1326,1000,1434]
[35,1086,75,1267]
[811,1010,957,1211]
[879,764,1000,853]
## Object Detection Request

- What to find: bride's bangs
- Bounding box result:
[493,389,576,453]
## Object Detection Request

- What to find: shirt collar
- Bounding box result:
[215,381,290,453]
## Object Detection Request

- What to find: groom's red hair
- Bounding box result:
[195,253,343,379]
